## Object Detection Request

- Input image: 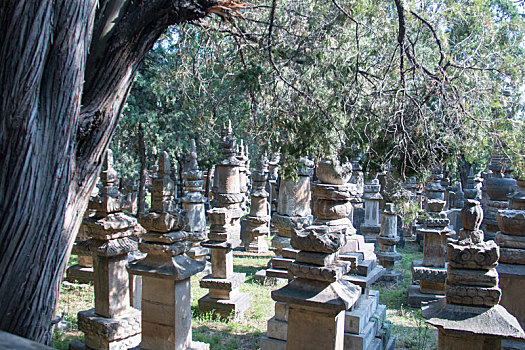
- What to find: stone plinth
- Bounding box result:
[128,151,207,350]
[422,199,525,349]
[360,179,382,242]
[75,150,143,350]
[376,204,402,282]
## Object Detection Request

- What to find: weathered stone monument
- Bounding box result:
[127,151,208,350]
[72,150,144,350]
[268,152,281,216]
[264,159,313,281]
[463,168,482,200]
[237,140,250,212]
[242,155,271,253]
[496,177,525,335]
[198,121,249,319]
[262,158,392,350]
[376,203,402,282]
[181,139,209,263]
[482,156,516,241]
[263,158,362,350]
[423,199,525,349]
[408,170,453,307]
[360,178,382,243]
[66,210,95,284]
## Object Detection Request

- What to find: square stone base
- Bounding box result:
[379,269,402,282]
[198,291,250,319]
[66,264,94,284]
[498,263,525,329]
[260,336,286,350]
[253,269,286,286]
[407,285,446,308]
[73,308,141,350]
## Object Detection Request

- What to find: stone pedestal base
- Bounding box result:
[380,269,402,282]
[253,269,286,286]
[244,235,269,254]
[407,285,446,308]
[198,291,250,319]
[75,308,141,350]
[498,263,525,329]
[66,264,94,284]
[344,290,394,350]
[287,306,346,350]
[437,328,502,350]
[360,225,381,243]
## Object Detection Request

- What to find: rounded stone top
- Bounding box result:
[316,159,353,185]
[460,199,483,232]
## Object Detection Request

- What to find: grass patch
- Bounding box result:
[54,240,437,349]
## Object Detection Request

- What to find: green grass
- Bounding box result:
[54,239,437,349]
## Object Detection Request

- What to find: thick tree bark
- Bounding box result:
[0,0,216,343]
[138,123,147,216]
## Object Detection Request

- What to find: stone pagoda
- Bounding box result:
[496,176,525,336]
[242,155,271,253]
[263,158,362,350]
[262,158,392,350]
[376,203,402,282]
[72,150,144,350]
[181,139,209,263]
[209,120,244,247]
[127,151,207,350]
[265,158,313,282]
[423,200,525,349]
[408,170,453,308]
[360,178,382,242]
[482,155,516,241]
[198,121,249,319]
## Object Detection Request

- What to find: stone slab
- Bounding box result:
[282,247,300,259]
[407,285,446,308]
[198,291,250,319]
[253,269,287,286]
[356,259,376,277]
[343,313,378,350]
[266,268,291,280]
[267,317,287,340]
[0,330,53,349]
[344,293,378,334]
[272,257,294,270]
[260,336,287,350]
[66,265,94,284]
[343,265,385,292]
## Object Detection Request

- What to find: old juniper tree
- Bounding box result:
[0,0,241,343]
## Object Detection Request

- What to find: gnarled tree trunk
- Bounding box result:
[0,0,216,343]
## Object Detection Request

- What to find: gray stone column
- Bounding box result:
[182,139,209,262]
[360,178,382,242]
[376,203,402,281]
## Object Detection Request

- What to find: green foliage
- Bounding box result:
[111,0,525,179]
